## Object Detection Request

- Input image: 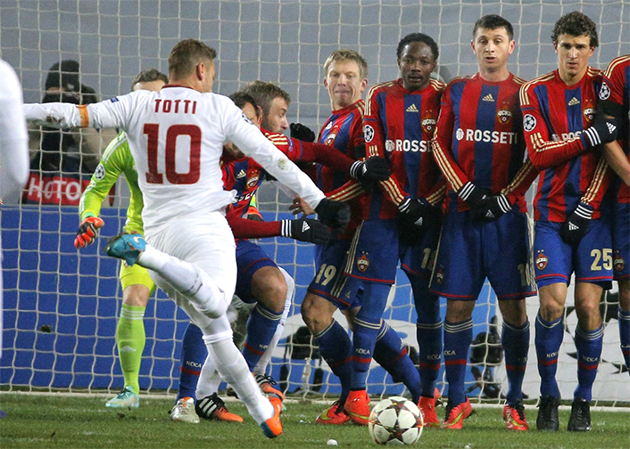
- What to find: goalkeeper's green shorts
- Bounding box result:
[120,260,156,294]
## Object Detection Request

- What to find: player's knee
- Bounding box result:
[252,268,287,313]
[122,284,151,307]
[445,299,474,322]
[539,300,564,322]
[301,294,332,333]
[499,299,528,327]
[574,298,601,320]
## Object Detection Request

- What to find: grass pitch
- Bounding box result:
[0,394,628,449]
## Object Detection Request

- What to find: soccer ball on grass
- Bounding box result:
[368,396,424,445]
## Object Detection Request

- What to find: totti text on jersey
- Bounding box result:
[384,139,431,152]
[455,128,518,144]
[154,98,197,114]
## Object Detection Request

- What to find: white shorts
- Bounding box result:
[147,211,237,343]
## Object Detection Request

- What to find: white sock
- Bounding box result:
[138,246,228,318]
[195,361,222,400]
[254,268,294,375]
[205,337,273,424]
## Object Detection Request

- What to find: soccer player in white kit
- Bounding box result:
[23,39,349,438]
[0,59,30,361]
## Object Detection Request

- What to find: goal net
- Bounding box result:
[1,0,628,407]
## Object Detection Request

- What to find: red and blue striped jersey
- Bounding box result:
[221,154,263,219]
[520,68,610,221]
[433,73,536,214]
[603,54,630,204]
[362,78,446,220]
[316,100,366,238]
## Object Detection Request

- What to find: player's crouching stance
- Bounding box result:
[25,38,350,438]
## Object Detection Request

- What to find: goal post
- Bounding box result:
[1,0,628,407]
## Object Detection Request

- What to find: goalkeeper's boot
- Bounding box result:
[105,233,146,266]
[418,396,440,427]
[195,393,243,423]
[344,389,371,426]
[260,396,283,438]
[255,374,285,401]
[170,397,200,424]
[536,396,559,431]
[442,398,473,429]
[503,401,529,431]
[316,400,351,425]
[567,397,591,432]
[105,386,139,409]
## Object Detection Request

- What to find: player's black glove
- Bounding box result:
[350,156,392,186]
[290,122,316,142]
[74,216,105,248]
[398,197,441,228]
[458,181,491,208]
[560,202,593,245]
[470,193,512,221]
[280,217,332,245]
[581,104,619,148]
[315,198,351,231]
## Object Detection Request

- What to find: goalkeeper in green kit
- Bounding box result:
[75,69,169,408]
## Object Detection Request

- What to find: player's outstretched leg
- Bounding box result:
[206,337,282,438]
[105,233,229,318]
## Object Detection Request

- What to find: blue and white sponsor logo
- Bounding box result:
[110,97,119,103]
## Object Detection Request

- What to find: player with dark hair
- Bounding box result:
[599,54,630,372]
[25,38,352,438]
[432,14,538,430]
[520,11,618,432]
[74,68,168,409]
[355,32,447,427]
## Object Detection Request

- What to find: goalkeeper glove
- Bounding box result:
[560,202,593,245]
[74,216,105,248]
[350,156,392,185]
[280,217,332,245]
[315,198,351,231]
[581,105,619,148]
[458,181,491,208]
[471,193,512,221]
[290,122,316,142]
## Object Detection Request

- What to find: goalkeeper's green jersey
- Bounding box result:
[79,132,144,234]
